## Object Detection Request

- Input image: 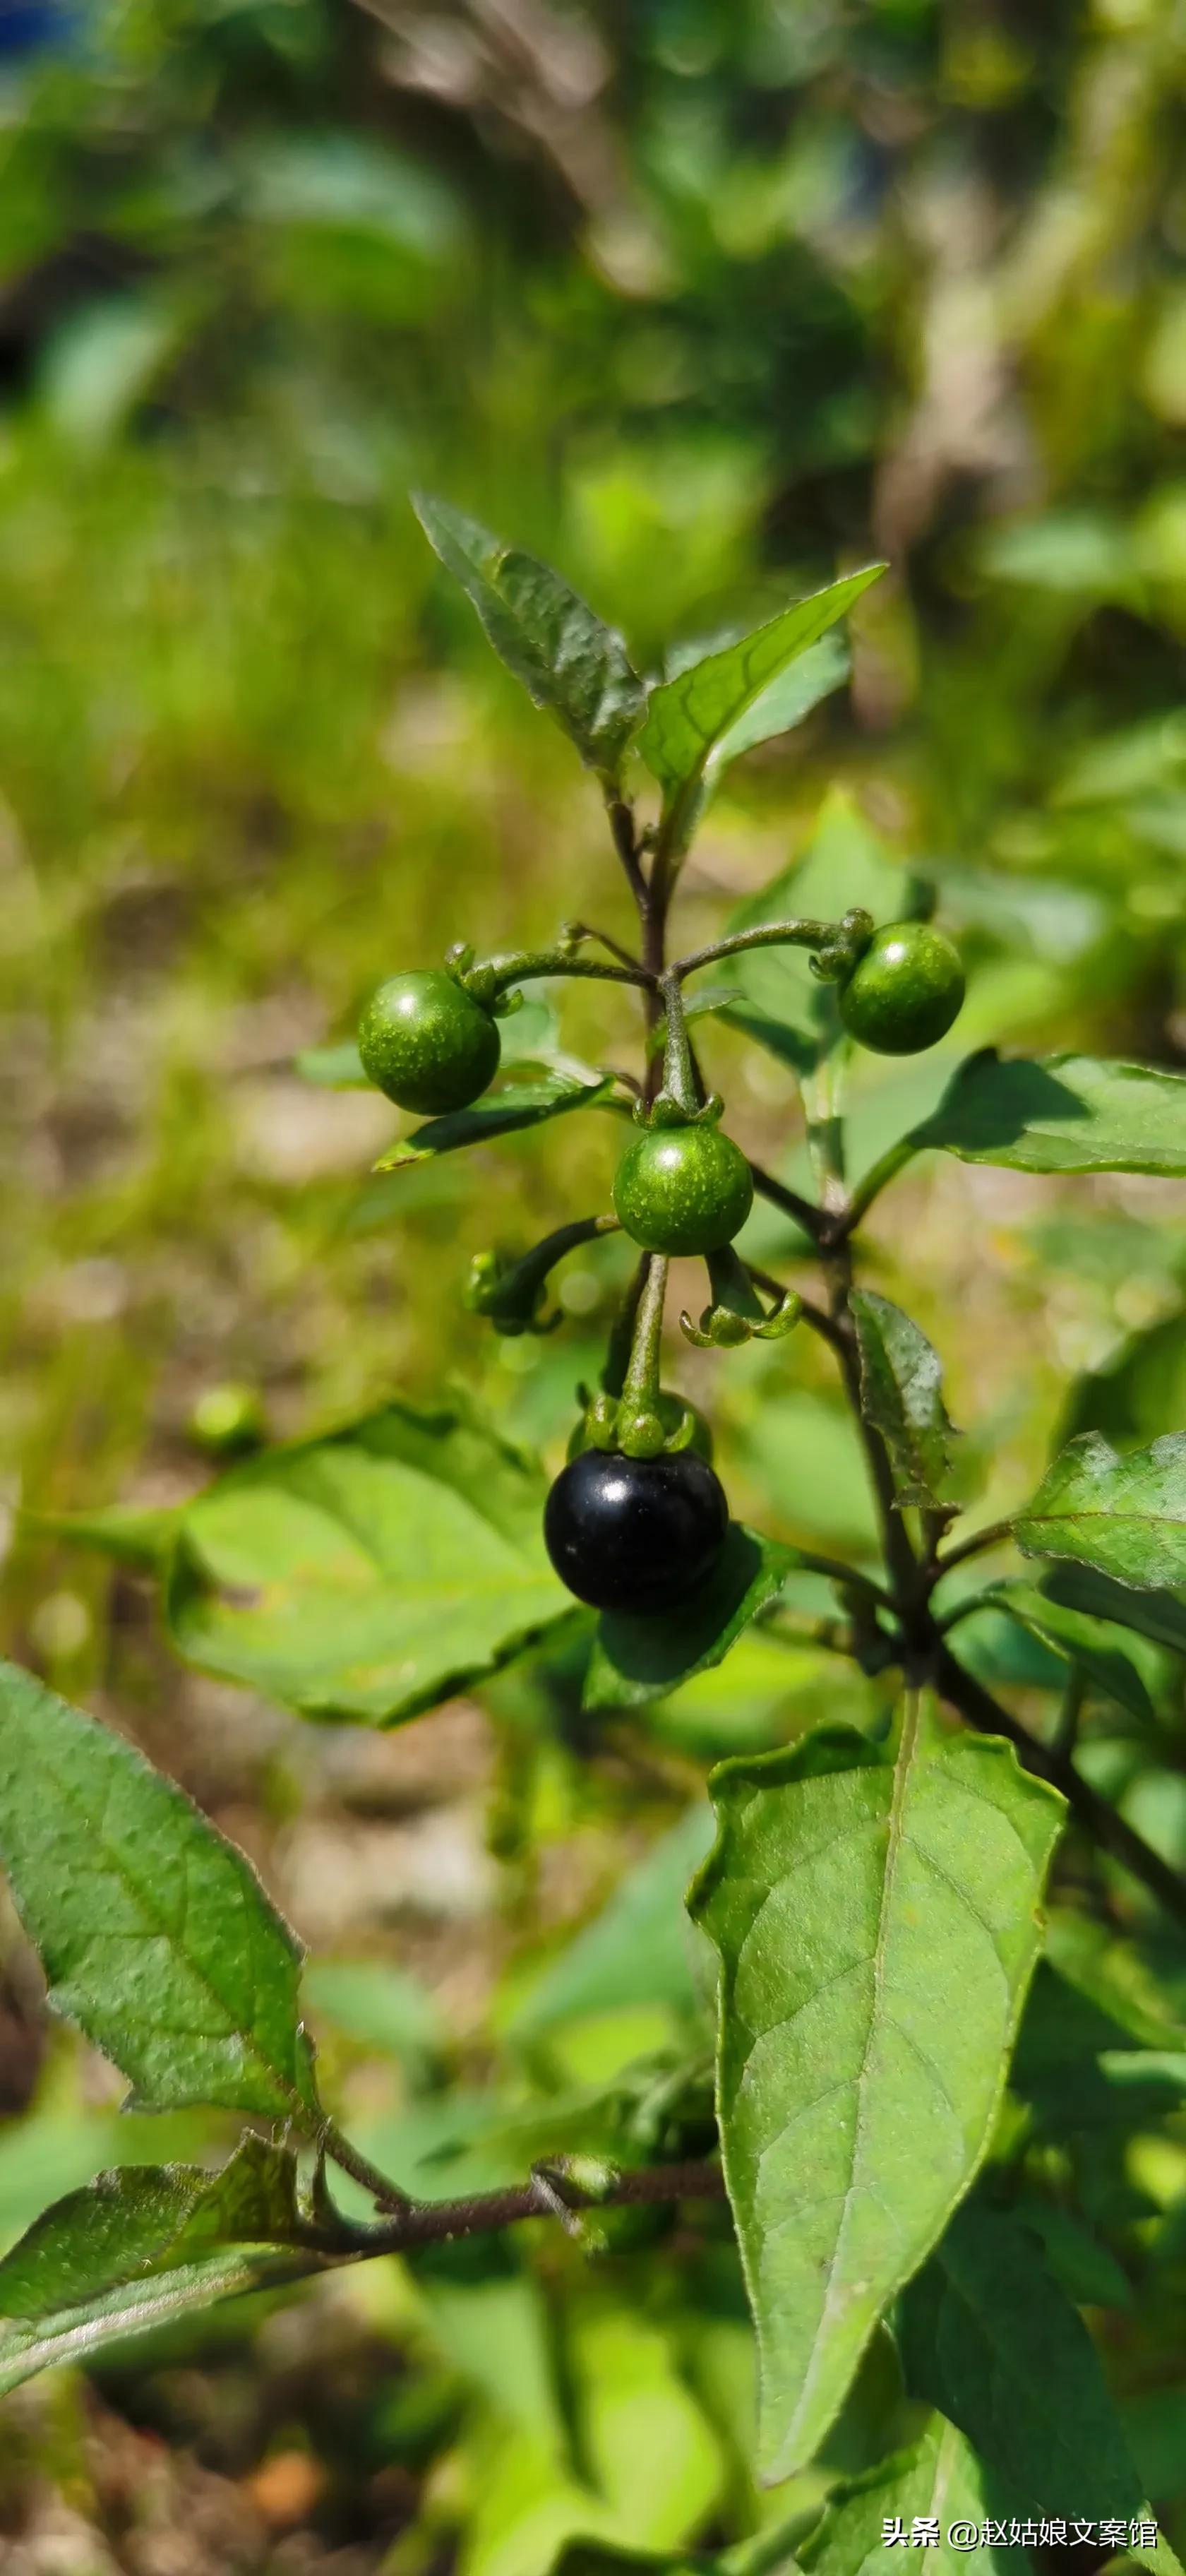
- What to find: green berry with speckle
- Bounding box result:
[358,971,501,1115]
[613,1123,753,1257]
[838,922,964,1056]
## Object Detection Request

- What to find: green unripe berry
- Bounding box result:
[613,1123,754,1257]
[187,1383,265,1457]
[358,971,501,1115]
[838,921,965,1056]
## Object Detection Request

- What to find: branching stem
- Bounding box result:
[935,1648,1186,1929]
[933,1519,1013,1578]
[339,2159,726,2254]
[486,948,654,996]
[673,919,833,980]
[748,1159,826,1244]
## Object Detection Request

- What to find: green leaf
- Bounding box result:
[168,1401,573,1724]
[412,494,645,782]
[0,2137,341,2396]
[913,1053,1186,1177]
[23,1501,180,1570]
[1043,1909,1186,2051]
[551,2548,717,2576]
[1010,2195,1133,2310]
[708,633,849,771]
[506,1806,715,2038]
[717,1000,817,1078]
[801,2416,1029,2576]
[0,1663,320,2123]
[583,1528,795,1712]
[897,2201,1145,2520]
[1014,1433,1186,1590]
[638,571,884,845]
[1060,1304,1186,1453]
[1040,1563,1186,1659]
[986,1584,1157,1725]
[851,1291,956,1511]
[688,1699,1063,2482]
[302,1959,444,2063]
[296,1038,371,1087]
[373,1073,618,1171]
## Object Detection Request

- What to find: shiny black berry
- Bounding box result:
[544,1447,729,1615]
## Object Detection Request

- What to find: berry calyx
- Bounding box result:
[838,922,964,1056]
[543,1448,729,1614]
[358,970,501,1115]
[612,1122,753,1257]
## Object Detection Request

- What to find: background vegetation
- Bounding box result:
[5,0,1186,2567]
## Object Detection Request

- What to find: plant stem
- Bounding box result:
[822,1234,920,1607]
[323,2123,412,2211]
[720,2508,812,2576]
[658,970,702,1113]
[563,920,645,972]
[840,1137,921,1232]
[485,949,654,996]
[623,1253,669,1407]
[748,1159,825,1244]
[933,1519,1014,1578]
[674,919,834,980]
[804,1047,849,1215]
[601,1253,649,1397]
[935,1646,1186,1928]
[607,796,649,912]
[345,2159,727,2255]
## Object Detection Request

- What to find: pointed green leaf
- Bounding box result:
[913,1053,1186,1177]
[987,1585,1156,1725]
[801,2415,1029,2576]
[639,569,882,818]
[296,1039,371,1088]
[709,633,850,770]
[851,1292,955,1511]
[412,494,645,782]
[1043,1910,1186,2052]
[1061,1304,1186,1453]
[373,1072,618,1171]
[1014,1433,1186,1589]
[0,2138,343,2396]
[1040,1563,1186,1659]
[688,1700,1063,2482]
[898,2202,1144,2521]
[167,1401,573,1724]
[551,2550,717,2576]
[584,1528,796,1712]
[0,1663,320,2121]
[506,1807,715,2037]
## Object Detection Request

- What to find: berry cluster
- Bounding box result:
[358,914,964,1618]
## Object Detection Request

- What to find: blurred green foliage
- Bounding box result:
[6,0,1186,2568]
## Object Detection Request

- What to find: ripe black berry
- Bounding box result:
[544,1448,729,1615]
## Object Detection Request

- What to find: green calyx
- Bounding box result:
[358,968,501,1114]
[464,1217,618,1337]
[680,1246,802,1350]
[808,905,876,985]
[613,1120,754,1257]
[569,1384,710,1462]
[838,919,965,1056]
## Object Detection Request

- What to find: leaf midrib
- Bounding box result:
[784,1693,921,2455]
